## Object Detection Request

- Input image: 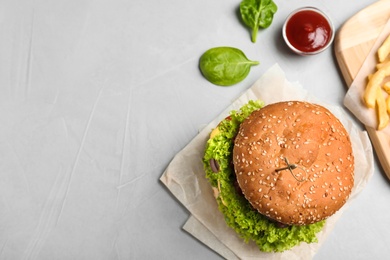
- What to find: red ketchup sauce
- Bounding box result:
[285,9,332,53]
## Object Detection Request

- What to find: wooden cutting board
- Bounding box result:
[334,0,390,179]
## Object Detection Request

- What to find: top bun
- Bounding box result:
[233,101,354,225]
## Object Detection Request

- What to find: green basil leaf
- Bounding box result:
[199,47,259,86]
[240,0,278,43]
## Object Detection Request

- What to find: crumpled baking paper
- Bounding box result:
[344,18,390,135]
[160,64,373,259]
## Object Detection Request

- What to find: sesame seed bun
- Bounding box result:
[233,101,354,226]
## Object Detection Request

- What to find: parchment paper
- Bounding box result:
[344,18,390,135]
[160,64,373,259]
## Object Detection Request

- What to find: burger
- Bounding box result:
[202,100,354,252]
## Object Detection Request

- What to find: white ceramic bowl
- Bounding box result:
[282,7,335,55]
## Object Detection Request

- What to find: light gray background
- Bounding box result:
[0,0,388,259]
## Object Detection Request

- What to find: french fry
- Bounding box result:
[364,69,386,108]
[387,95,390,114]
[378,34,390,62]
[362,33,390,130]
[375,87,389,130]
[383,81,390,94]
[376,60,390,70]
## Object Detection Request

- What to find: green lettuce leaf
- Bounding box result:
[203,100,325,252]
